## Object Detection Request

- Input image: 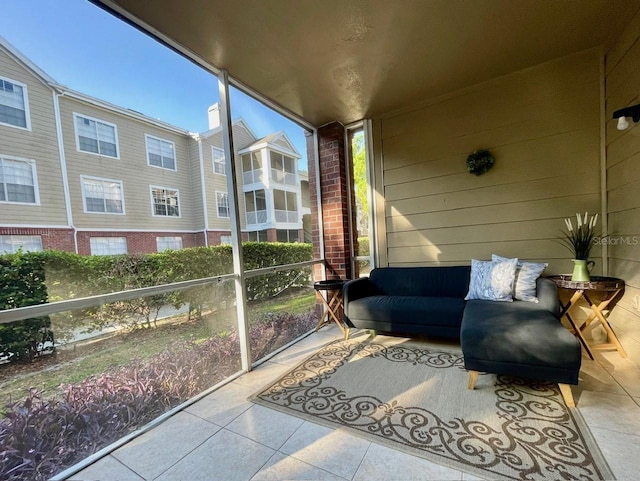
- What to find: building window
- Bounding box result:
[156,236,183,251]
[81,176,124,214]
[74,113,119,158]
[0,77,30,129]
[219,235,232,245]
[270,151,296,185]
[212,146,225,175]
[273,189,298,223]
[277,229,300,243]
[247,230,268,242]
[245,189,267,225]
[90,237,128,255]
[216,191,229,218]
[151,186,180,217]
[241,151,263,184]
[146,135,176,170]
[0,235,42,254]
[0,156,38,204]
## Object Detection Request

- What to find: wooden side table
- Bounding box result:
[313,279,349,340]
[548,275,626,360]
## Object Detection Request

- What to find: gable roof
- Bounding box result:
[241,131,300,158]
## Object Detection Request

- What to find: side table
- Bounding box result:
[548,275,626,360]
[313,279,349,340]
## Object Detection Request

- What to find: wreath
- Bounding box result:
[466,150,494,176]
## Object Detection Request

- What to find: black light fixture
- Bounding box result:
[612,103,640,130]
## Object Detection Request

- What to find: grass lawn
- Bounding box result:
[0,289,318,408]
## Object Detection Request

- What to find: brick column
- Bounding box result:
[307,122,356,280]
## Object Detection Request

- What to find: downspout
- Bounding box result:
[196,137,210,247]
[52,91,78,253]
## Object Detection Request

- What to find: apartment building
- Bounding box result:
[0,37,308,255]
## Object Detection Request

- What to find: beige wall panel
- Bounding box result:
[608,181,640,213]
[59,97,197,230]
[605,8,640,352]
[187,138,204,230]
[386,170,599,218]
[0,49,68,226]
[607,151,640,191]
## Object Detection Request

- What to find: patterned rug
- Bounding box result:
[251,337,614,481]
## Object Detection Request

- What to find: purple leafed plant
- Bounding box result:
[0,311,318,481]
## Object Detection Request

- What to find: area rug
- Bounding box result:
[250,337,614,481]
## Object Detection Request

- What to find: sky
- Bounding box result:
[0,0,308,159]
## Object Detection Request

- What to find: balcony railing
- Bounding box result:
[274,209,298,223]
[246,209,268,225]
[271,169,297,186]
[243,169,263,185]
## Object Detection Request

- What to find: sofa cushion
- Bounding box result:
[348,295,466,328]
[461,300,581,371]
[464,258,518,302]
[368,266,471,298]
[492,254,548,302]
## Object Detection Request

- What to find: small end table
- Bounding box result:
[549,275,626,360]
[313,279,349,340]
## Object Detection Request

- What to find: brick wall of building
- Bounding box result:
[76,231,205,255]
[0,227,75,252]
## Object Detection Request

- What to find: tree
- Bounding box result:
[351,131,368,234]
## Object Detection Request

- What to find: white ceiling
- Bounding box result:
[95,0,640,126]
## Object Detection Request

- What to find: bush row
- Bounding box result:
[0,310,318,481]
[0,243,313,355]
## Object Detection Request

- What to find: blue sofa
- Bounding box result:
[343,266,582,406]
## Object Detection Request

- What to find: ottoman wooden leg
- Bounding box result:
[559,384,576,408]
[467,370,479,390]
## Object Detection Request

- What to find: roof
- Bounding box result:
[93,0,640,126]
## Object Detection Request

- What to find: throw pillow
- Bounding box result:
[464,258,518,302]
[492,254,548,303]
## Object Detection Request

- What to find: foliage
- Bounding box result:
[559,212,599,260]
[0,254,52,362]
[0,311,318,481]
[466,149,494,176]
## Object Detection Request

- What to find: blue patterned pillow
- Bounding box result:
[492,255,548,303]
[464,258,518,302]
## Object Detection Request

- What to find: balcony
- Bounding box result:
[274,209,298,223]
[243,169,263,185]
[245,209,268,225]
[270,168,297,186]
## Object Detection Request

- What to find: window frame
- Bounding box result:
[89,237,128,255]
[145,134,177,171]
[215,191,230,218]
[0,75,31,131]
[0,155,40,205]
[150,185,181,218]
[212,146,226,175]
[156,236,183,251]
[80,175,125,215]
[0,235,42,254]
[73,112,120,159]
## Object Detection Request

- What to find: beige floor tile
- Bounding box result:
[155,429,274,481]
[226,404,304,449]
[268,335,335,367]
[590,428,640,481]
[68,455,144,481]
[280,421,370,480]
[576,359,626,395]
[578,391,640,435]
[352,443,463,481]
[251,452,348,481]
[111,411,220,480]
[608,368,640,397]
[233,361,297,391]
[185,381,254,426]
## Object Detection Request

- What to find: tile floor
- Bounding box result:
[68,325,640,481]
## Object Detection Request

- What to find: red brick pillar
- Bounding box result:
[307,122,355,281]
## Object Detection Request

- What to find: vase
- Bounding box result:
[571,259,594,282]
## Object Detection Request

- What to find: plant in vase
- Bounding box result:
[560,212,598,281]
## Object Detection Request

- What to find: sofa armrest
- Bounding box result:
[343,278,376,314]
[537,277,561,318]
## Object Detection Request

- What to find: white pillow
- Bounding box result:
[464,258,518,302]
[492,254,548,303]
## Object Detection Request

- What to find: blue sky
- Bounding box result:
[0,0,308,158]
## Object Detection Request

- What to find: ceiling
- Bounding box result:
[95,0,640,127]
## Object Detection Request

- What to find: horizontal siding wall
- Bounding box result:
[374,49,602,273]
[0,47,68,226]
[605,9,640,361]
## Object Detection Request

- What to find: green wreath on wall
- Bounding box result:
[466,150,494,176]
